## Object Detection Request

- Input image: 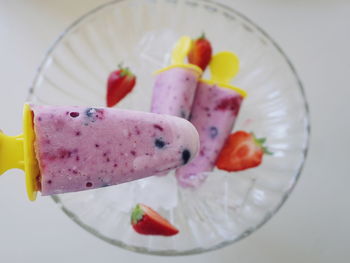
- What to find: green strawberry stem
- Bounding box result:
[198,32,206,40]
[263,147,273,155]
[251,132,273,155]
[131,204,144,224]
[117,62,133,77]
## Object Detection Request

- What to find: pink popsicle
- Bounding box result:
[176,80,245,188]
[151,66,202,119]
[31,105,199,195]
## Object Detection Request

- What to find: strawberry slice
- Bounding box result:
[216,131,272,172]
[106,65,136,107]
[188,33,212,71]
[131,204,179,236]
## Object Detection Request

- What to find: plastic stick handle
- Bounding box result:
[171,36,192,65]
[0,131,24,175]
[0,104,39,201]
[210,51,240,84]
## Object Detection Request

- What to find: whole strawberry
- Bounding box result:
[131,203,179,236]
[216,131,272,172]
[106,64,136,107]
[188,33,212,71]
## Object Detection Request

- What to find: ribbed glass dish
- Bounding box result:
[28,0,310,256]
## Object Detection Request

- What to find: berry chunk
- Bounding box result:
[131,204,179,236]
[216,131,272,172]
[188,33,213,71]
[106,65,136,107]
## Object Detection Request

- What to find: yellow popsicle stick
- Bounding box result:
[155,36,202,75]
[210,51,240,84]
[200,79,247,98]
[23,104,39,201]
[154,63,202,75]
[0,133,24,174]
[0,104,38,201]
[171,36,192,65]
[200,51,247,97]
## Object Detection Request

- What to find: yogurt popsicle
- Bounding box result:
[176,52,247,188]
[31,105,199,195]
[151,36,202,119]
[0,104,199,200]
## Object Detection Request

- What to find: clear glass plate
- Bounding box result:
[28,0,310,256]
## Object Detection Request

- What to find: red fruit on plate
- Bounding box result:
[188,33,212,71]
[216,131,272,172]
[106,65,136,107]
[131,204,179,236]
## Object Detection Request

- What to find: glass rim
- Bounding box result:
[27,0,311,256]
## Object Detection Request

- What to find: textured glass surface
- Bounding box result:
[28,0,310,255]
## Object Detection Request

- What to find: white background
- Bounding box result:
[0,0,349,262]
